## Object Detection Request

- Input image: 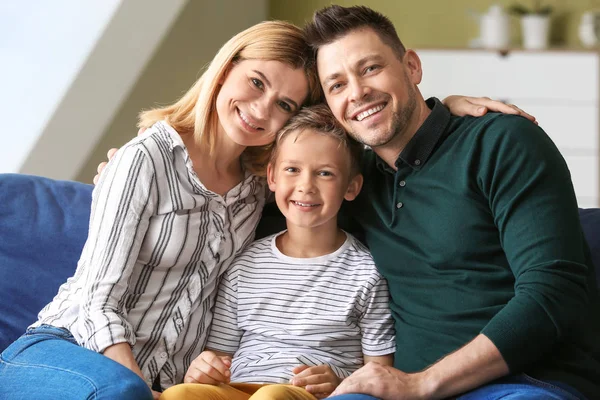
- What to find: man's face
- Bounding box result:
[317,28,421,148]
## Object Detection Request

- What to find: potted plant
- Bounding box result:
[509,0,553,49]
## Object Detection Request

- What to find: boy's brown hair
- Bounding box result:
[270,104,363,177]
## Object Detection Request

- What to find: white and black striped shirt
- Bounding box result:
[32,121,267,389]
[205,231,396,384]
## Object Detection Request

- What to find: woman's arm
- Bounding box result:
[79,142,156,355]
[442,95,536,123]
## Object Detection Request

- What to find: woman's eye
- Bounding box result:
[284,167,298,173]
[251,78,264,89]
[278,101,292,113]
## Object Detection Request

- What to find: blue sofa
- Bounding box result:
[1,173,600,352]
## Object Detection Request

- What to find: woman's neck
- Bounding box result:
[181,128,246,196]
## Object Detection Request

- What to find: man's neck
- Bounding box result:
[276,221,346,258]
[374,99,432,170]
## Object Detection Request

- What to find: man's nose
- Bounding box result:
[348,79,370,103]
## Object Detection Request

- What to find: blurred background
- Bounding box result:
[2,0,600,205]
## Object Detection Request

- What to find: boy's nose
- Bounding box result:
[297,175,317,193]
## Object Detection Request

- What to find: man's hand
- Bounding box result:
[290,364,342,399]
[93,127,146,184]
[329,362,428,400]
[442,95,537,124]
[93,148,118,184]
[184,350,232,385]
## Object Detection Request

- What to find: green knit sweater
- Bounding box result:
[344,98,600,399]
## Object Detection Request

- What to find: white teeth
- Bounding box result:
[293,201,318,207]
[238,109,260,129]
[356,104,385,121]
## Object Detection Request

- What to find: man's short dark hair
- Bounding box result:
[303,5,406,60]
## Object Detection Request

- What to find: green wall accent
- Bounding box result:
[269,0,600,48]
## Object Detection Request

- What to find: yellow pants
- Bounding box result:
[159,382,317,400]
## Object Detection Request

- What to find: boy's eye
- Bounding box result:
[318,170,333,177]
[278,101,292,113]
[251,78,264,89]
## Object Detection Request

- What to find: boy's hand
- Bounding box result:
[290,364,342,399]
[184,351,232,385]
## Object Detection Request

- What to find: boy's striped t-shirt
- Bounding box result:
[205,231,396,383]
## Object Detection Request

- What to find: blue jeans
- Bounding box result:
[0,325,152,400]
[328,374,586,400]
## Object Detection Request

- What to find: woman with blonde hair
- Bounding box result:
[0,20,319,400]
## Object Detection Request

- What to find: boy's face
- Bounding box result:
[267,129,362,232]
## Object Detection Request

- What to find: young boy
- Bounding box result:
[160,104,395,400]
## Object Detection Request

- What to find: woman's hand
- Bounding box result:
[184,350,232,385]
[443,95,537,124]
[290,364,342,399]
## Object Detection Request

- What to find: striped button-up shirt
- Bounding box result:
[32,121,267,389]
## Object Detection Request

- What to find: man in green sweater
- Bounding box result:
[305,5,600,400]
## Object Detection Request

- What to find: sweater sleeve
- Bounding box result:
[79,141,156,353]
[477,115,591,372]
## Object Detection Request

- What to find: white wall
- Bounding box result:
[0,0,188,179]
[0,1,122,174]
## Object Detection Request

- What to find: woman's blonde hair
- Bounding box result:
[138,21,321,176]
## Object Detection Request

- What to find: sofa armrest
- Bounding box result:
[0,174,93,351]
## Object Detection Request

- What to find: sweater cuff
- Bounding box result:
[480,297,557,372]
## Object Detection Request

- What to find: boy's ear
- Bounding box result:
[267,162,277,192]
[344,173,363,201]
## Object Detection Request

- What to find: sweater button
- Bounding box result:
[399,180,406,187]
[396,202,403,209]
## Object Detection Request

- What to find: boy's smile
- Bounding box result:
[267,129,362,233]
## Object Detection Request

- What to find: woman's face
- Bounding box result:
[215,59,309,148]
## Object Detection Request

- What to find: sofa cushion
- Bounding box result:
[0,174,92,351]
[578,208,600,285]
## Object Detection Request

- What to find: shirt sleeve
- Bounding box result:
[78,140,156,353]
[477,115,591,372]
[358,268,396,356]
[205,263,242,354]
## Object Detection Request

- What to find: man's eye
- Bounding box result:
[365,65,380,73]
[330,83,343,92]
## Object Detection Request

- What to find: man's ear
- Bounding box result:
[344,173,363,201]
[403,49,423,85]
[267,162,277,192]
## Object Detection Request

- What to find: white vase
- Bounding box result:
[521,14,550,50]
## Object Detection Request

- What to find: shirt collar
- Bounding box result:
[375,97,451,173]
